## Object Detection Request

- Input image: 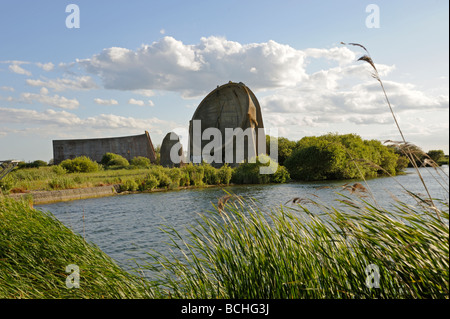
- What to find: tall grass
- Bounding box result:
[0,196,155,298]
[145,192,448,298]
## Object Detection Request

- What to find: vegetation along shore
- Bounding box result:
[2,132,447,205]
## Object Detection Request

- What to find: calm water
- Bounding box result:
[38,166,448,275]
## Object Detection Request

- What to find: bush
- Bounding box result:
[427,150,445,166]
[120,179,138,192]
[285,134,401,181]
[60,156,100,173]
[52,165,67,175]
[202,163,220,185]
[130,156,151,168]
[272,165,290,183]
[218,164,233,185]
[17,160,48,169]
[182,164,204,186]
[139,174,159,191]
[101,153,129,169]
[166,168,187,188]
[232,155,286,184]
[266,136,297,166]
[149,167,172,188]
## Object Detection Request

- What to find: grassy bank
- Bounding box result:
[0,158,289,196]
[0,196,155,298]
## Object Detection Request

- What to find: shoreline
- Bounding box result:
[6,165,438,206]
[6,183,230,206]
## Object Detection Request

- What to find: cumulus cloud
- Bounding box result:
[1,86,14,92]
[26,76,98,91]
[94,98,118,105]
[20,89,79,110]
[128,98,145,106]
[9,64,32,76]
[0,106,177,138]
[75,36,403,102]
[77,36,323,97]
[36,62,55,71]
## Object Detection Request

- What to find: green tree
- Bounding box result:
[285,133,403,181]
[130,156,151,168]
[101,153,129,169]
[266,136,297,166]
[427,150,445,164]
[60,156,100,173]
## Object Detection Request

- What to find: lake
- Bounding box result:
[38,166,448,276]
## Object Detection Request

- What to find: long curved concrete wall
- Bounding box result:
[53,131,156,164]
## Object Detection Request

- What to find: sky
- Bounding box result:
[0,0,448,162]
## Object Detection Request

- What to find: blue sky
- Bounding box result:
[1,0,448,162]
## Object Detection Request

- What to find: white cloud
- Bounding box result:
[26,76,98,91]
[77,36,313,97]
[0,106,177,139]
[132,89,155,97]
[1,86,14,92]
[128,98,145,106]
[76,36,404,102]
[94,98,119,105]
[9,64,32,76]
[36,62,55,71]
[148,100,155,107]
[20,90,79,110]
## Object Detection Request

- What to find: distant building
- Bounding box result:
[160,132,185,168]
[53,131,156,164]
[188,82,265,167]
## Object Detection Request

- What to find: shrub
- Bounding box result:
[166,168,185,188]
[139,174,159,191]
[272,165,290,183]
[218,164,233,185]
[427,150,445,165]
[120,179,138,192]
[285,134,401,181]
[232,156,282,184]
[101,153,129,169]
[202,163,220,185]
[149,167,172,188]
[182,164,204,186]
[52,165,67,175]
[60,156,100,173]
[130,156,151,168]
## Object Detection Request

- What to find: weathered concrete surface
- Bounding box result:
[189,82,265,167]
[53,131,156,164]
[160,132,184,167]
[8,185,118,205]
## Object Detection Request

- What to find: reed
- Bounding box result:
[146,191,448,298]
[0,196,155,298]
[341,42,449,220]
